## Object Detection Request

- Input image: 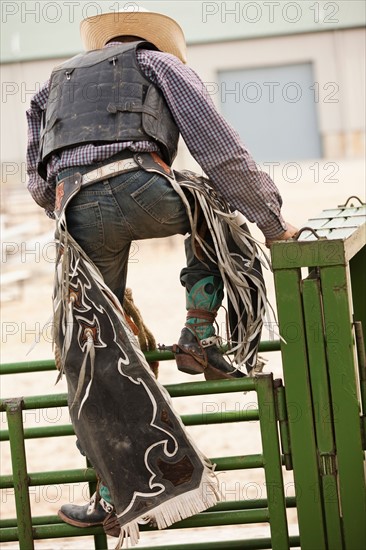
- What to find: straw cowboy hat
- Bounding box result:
[80,6,187,63]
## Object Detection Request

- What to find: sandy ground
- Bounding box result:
[1,158,364,548]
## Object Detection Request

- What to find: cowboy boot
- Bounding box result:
[58,492,120,537]
[174,276,246,380]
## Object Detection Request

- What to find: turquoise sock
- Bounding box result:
[185,276,224,339]
[99,483,113,504]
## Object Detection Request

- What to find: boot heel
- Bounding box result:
[175,353,205,375]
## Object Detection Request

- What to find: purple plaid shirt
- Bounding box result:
[26,45,287,238]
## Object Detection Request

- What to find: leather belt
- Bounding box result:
[80,151,174,185]
[80,157,138,187]
[54,152,174,218]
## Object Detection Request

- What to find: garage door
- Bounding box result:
[218,62,322,161]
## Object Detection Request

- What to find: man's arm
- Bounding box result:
[26,81,56,218]
[265,222,298,247]
[138,50,296,240]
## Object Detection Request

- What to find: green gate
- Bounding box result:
[271,197,366,550]
[1,199,365,549]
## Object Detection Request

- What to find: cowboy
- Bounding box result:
[26,6,297,535]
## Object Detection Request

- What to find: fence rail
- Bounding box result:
[1,362,293,550]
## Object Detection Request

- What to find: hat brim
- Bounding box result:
[80,12,187,63]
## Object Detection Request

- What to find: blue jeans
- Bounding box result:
[63,161,218,303]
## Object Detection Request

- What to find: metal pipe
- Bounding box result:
[4,399,34,550]
[0,340,281,375]
[0,454,265,489]
[0,406,260,445]
[0,497,297,529]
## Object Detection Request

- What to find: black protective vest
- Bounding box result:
[38,41,179,177]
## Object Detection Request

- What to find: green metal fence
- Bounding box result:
[1,199,365,549]
[0,344,300,550]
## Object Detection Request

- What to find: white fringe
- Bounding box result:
[170,172,275,368]
[115,464,220,549]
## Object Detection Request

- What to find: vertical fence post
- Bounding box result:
[302,277,343,549]
[272,266,327,550]
[256,374,289,550]
[320,264,366,548]
[4,398,34,549]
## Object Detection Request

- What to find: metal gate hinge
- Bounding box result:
[319,452,337,476]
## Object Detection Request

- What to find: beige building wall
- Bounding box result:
[1,27,365,184]
[185,27,365,162]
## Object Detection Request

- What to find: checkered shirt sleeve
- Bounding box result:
[137,50,287,239]
[26,80,56,218]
